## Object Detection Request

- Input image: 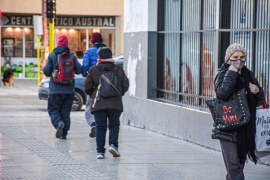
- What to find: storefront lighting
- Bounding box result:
[69,29,75,33]
[7,27,12,31]
[15,27,21,31]
[24,28,29,32]
[93,28,100,33]
[55,29,59,32]
[61,29,66,33]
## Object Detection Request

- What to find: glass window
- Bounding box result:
[255,0,270,103]
[55,29,116,59]
[25,28,35,57]
[2,27,23,57]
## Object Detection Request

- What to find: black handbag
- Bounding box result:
[206,88,251,131]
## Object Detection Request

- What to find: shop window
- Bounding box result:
[56,29,85,59]
[25,28,35,57]
[55,29,115,59]
[2,27,23,57]
[1,27,35,58]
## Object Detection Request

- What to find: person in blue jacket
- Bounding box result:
[81,32,106,138]
[43,35,81,139]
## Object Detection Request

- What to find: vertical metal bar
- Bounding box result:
[199,0,204,105]
[252,0,257,72]
[214,0,220,80]
[37,35,41,86]
[23,28,25,78]
[49,22,54,53]
[0,24,2,84]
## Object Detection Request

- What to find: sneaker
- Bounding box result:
[59,136,66,139]
[56,122,65,138]
[89,126,96,138]
[109,144,121,157]
[97,153,105,159]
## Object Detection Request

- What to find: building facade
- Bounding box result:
[123,0,270,164]
[0,0,123,78]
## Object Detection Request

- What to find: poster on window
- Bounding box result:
[2,38,14,57]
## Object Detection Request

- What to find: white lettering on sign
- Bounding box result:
[10,16,32,25]
[75,18,81,26]
[109,18,115,26]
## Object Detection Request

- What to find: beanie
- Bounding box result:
[91,32,103,44]
[57,35,68,47]
[224,43,246,62]
[97,47,112,59]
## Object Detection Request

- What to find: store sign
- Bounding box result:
[2,15,115,27]
[55,16,115,27]
[2,15,33,26]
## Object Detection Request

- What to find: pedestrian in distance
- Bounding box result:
[84,47,129,159]
[43,35,82,139]
[214,43,265,180]
[81,32,106,138]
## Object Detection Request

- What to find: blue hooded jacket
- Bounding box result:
[81,43,106,77]
[43,46,82,94]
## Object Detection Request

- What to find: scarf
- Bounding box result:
[97,59,114,64]
[234,66,258,164]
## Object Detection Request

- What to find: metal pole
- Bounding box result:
[0,24,2,86]
[49,22,54,53]
[37,35,41,86]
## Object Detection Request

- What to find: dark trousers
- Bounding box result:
[220,140,245,180]
[93,109,121,153]
[48,94,74,136]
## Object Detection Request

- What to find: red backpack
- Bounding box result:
[52,52,75,85]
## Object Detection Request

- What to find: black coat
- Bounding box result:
[84,62,129,113]
[214,63,265,105]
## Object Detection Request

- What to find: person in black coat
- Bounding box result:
[214,43,265,180]
[84,47,129,159]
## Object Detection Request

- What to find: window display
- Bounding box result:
[1,27,37,78]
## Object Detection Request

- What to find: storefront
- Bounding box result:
[1,14,118,78]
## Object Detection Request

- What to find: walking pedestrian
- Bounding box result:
[214,43,265,180]
[81,32,106,138]
[43,35,82,139]
[84,47,129,159]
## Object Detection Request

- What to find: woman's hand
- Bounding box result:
[228,65,238,72]
[249,82,260,94]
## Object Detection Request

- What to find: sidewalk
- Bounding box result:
[0,82,269,180]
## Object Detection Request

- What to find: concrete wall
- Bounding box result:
[0,0,123,15]
[123,0,270,165]
[0,0,41,14]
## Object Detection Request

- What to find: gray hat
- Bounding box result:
[224,43,246,62]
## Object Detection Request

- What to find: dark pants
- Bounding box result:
[48,94,74,136]
[220,140,245,180]
[93,109,121,153]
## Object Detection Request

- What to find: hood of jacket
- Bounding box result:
[53,46,70,54]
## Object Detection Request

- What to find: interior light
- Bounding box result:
[69,29,75,33]
[61,29,66,33]
[93,28,100,33]
[7,27,12,31]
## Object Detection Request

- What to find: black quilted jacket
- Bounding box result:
[214,63,265,105]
